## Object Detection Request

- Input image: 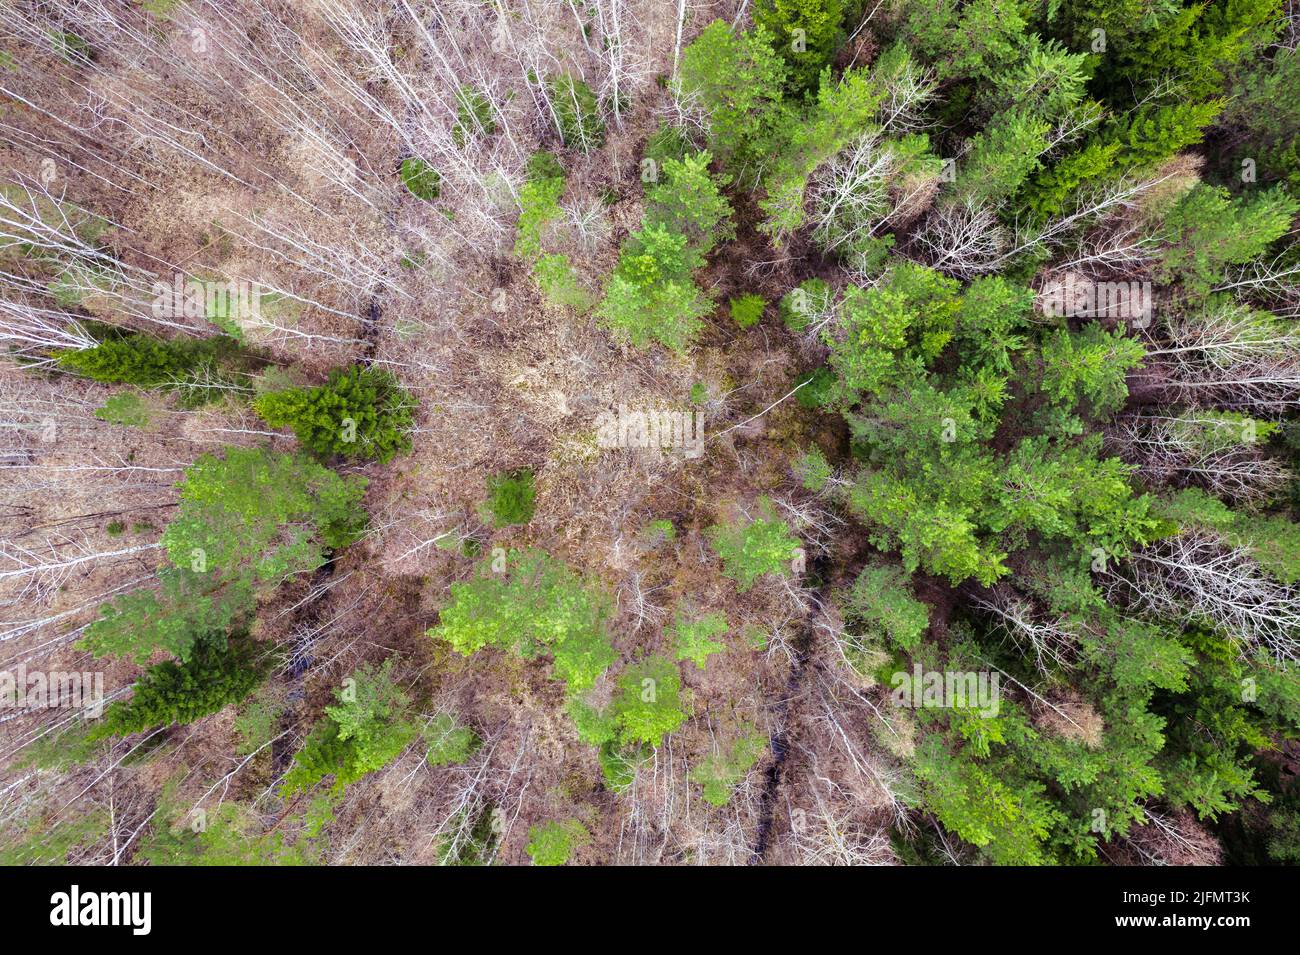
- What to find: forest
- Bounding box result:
[0,0,1297,868]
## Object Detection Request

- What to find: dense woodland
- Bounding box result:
[0,0,1298,867]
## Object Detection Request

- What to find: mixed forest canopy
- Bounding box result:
[0,0,1298,868]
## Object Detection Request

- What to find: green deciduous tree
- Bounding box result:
[525,818,589,865]
[672,611,728,669]
[644,150,734,255]
[608,655,687,747]
[707,503,800,591]
[826,262,962,397]
[428,549,614,694]
[162,447,368,586]
[597,223,712,353]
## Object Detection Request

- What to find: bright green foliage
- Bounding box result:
[849,469,1009,586]
[677,21,790,180]
[424,713,480,767]
[641,518,677,546]
[760,66,886,243]
[956,110,1048,205]
[282,660,419,796]
[139,802,308,866]
[1151,626,1300,822]
[647,149,738,254]
[841,563,930,651]
[484,468,535,527]
[1113,100,1225,170]
[707,503,799,592]
[80,566,253,664]
[82,448,365,671]
[597,223,712,353]
[913,735,1060,865]
[608,656,687,747]
[514,163,566,262]
[549,74,605,152]
[162,447,368,586]
[428,549,614,694]
[690,728,767,806]
[453,85,497,144]
[568,696,618,747]
[534,253,594,311]
[729,293,766,329]
[954,276,1032,374]
[1155,184,1298,294]
[97,634,270,736]
[598,149,731,352]
[400,157,441,200]
[1040,324,1146,416]
[93,392,156,428]
[253,366,414,463]
[1021,139,1122,222]
[826,262,962,397]
[990,435,1161,559]
[672,611,728,669]
[644,150,734,255]
[754,0,845,94]
[525,818,589,866]
[979,36,1090,121]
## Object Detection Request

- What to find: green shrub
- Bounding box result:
[690,728,767,805]
[525,818,589,865]
[549,74,605,152]
[707,503,800,591]
[729,293,766,329]
[282,659,418,796]
[484,468,536,526]
[253,366,414,463]
[400,157,441,200]
[672,611,728,669]
[428,549,614,695]
[608,655,686,747]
